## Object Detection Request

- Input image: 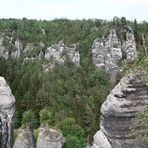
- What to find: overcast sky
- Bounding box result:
[0,0,148,21]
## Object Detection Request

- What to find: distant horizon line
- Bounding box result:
[0,16,146,23]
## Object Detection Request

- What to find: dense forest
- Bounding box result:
[0,17,148,147]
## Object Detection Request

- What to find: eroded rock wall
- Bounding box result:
[92,71,148,148]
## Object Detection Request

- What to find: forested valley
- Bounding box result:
[0,17,148,147]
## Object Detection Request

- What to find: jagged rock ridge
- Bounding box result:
[92,71,148,148]
[45,41,80,65]
[43,40,80,72]
[92,26,138,80]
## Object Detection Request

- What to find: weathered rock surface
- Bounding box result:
[11,39,23,59]
[45,41,80,66]
[37,126,65,148]
[0,35,80,69]
[92,26,138,80]
[0,36,9,60]
[0,77,15,148]
[92,71,148,148]
[13,127,35,148]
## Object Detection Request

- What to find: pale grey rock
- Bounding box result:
[0,77,15,148]
[39,42,45,49]
[15,39,23,51]
[45,41,80,66]
[122,26,138,63]
[0,37,6,58]
[9,37,13,44]
[13,127,35,148]
[42,63,54,73]
[3,51,9,60]
[92,71,148,148]
[105,29,121,48]
[0,46,5,58]
[41,29,45,35]
[0,36,10,60]
[66,44,80,66]
[92,26,137,81]
[92,131,111,148]
[0,36,3,46]
[38,51,44,60]
[92,39,105,69]
[45,41,65,64]
[92,29,121,80]
[23,43,34,53]
[23,57,36,64]
[86,145,91,148]
[11,50,20,59]
[37,126,65,148]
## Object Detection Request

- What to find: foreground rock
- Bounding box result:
[0,77,15,148]
[92,26,138,81]
[13,126,35,148]
[92,71,148,148]
[37,126,65,148]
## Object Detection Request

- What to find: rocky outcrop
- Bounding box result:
[45,41,80,66]
[0,77,15,148]
[11,39,23,59]
[0,36,9,60]
[122,26,138,63]
[13,127,36,148]
[37,126,65,148]
[42,63,54,73]
[92,71,148,148]
[92,26,138,80]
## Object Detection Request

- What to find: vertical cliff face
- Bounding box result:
[92,71,148,148]
[0,77,15,148]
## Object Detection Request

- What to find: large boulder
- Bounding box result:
[13,127,35,148]
[37,126,65,148]
[92,71,148,148]
[0,77,15,148]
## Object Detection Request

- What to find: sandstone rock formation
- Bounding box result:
[13,126,36,148]
[45,41,80,66]
[0,77,15,148]
[92,71,148,148]
[0,36,9,60]
[92,26,138,80]
[11,39,23,59]
[37,126,65,148]
[0,34,80,69]
[122,26,138,63]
